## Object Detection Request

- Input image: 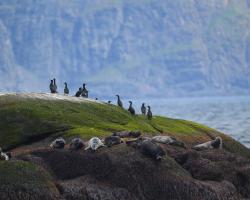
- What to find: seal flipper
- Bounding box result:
[84,145,90,150]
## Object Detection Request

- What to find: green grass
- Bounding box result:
[0,94,249,157]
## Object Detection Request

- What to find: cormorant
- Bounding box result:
[81,83,88,98]
[147,106,152,120]
[75,87,82,97]
[116,95,123,108]
[53,78,58,93]
[64,82,69,95]
[49,80,54,93]
[128,101,135,115]
[141,103,146,115]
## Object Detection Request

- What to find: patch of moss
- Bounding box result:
[0,160,55,188]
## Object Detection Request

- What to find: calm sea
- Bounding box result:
[131,96,250,148]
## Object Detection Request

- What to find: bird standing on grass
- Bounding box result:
[53,78,58,93]
[49,80,54,93]
[141,103,146,115]
[128,101,135,115]
[116,95,123,108]
[64,82,69,95]
[75,88,82,97]
[147,106,152,120]
[81,83,88,98]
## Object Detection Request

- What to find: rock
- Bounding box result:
[0,161,60,200]
[58,176,137,200]
[18,144,245,199]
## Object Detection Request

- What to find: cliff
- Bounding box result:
[0,0,250,97]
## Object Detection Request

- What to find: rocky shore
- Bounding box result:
[0,93,249,200]
[0,137,248,200]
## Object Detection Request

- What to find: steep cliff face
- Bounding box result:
[0,0,249,97]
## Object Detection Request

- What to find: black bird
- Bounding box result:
[64,82,69,95]
[75,87,82,97]
[108,100,112,104]
[81,83,88,98]
[141,103,146,115]
[128,101,135,115]
[95,98,98,100]
[49,80,54,93]
[116,95,123,108]
[147,106,152,120]
[53,78,58,93]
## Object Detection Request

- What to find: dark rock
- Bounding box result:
[15,145,244,199]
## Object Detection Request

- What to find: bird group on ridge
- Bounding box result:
[49,79,153,119]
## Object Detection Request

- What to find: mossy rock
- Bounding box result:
[0,93,249,157]
[0,160,59,200]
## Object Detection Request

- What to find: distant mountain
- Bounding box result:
[0,0,250,98]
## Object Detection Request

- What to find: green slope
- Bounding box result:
[0,93,249,157]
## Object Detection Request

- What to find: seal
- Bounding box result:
[85,137,105,151]
[50,138,66,149]
[140,140,166,161]
[0,147,10,161]
[126,138,166,161]
[113,131,141,138]
[104,136,123,147]
[69,138,85,150]
[152,135,186,148]
[192,137,222,151]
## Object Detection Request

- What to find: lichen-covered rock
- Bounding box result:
[19,144,243,200]
[0,161,60,200]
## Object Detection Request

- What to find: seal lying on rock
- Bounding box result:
[104,136,123,147]
[113,131,141,138]
[85,137,105,151]
[126,138,166,161]
[69,138,85,150]
[192,137,222,151]
[50,138,66,149]
[152,135,186,148]
[140,140,166,161]
[0,147,11,161]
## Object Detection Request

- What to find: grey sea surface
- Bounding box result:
[130,96,250,148]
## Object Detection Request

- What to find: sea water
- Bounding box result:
[133,96,250,148]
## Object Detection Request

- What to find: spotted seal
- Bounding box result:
[104,136,123,147]
[50,138,66,149]
[69,138,85,150]
[192,137,222,151]
[85,137,105,151]
[152,135,186,148]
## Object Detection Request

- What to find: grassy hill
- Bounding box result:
[1,93,250,199]
[0,93,249,157]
